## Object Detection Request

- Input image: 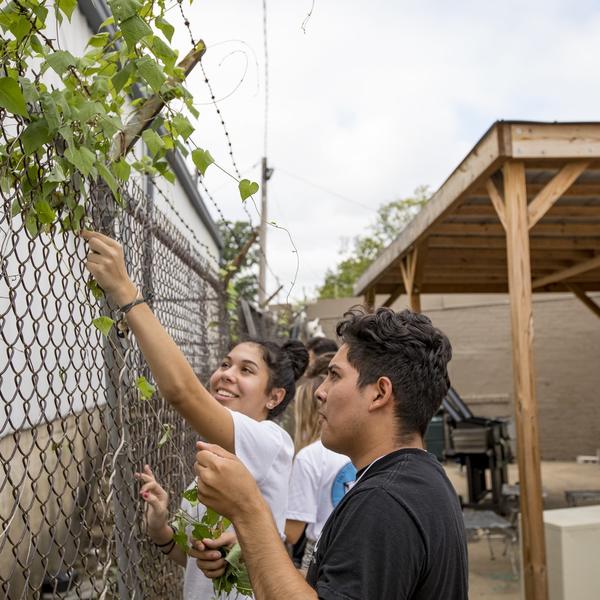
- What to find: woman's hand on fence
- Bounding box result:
[135,465,171,543]
[189,531,237,578]
[81,230,138,307]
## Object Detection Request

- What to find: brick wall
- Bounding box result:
[307,293,600,460]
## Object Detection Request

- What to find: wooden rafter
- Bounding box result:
[364,287,376,313]
[527,160,590,229]
[565,283,600,319]
[399,248,421,312]
[532,254,600,289]
[433,222,600,236]
[485,178,507,229]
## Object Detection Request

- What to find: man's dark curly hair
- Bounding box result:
[336,307,452,438]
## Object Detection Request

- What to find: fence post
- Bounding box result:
[93,184,144,600]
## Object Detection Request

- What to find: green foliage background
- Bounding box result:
[318,186,429,299]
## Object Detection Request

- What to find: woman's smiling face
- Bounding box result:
[209,342,274,421]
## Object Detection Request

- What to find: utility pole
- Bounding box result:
[258,156,273,307]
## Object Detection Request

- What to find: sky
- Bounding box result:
[168,0,600,303]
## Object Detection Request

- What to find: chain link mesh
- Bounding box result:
[1,178,228,599]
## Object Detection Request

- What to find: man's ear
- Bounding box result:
[266,387,286,411]
[367,376,394,412]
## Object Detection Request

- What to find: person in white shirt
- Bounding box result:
[81,230,308,600]
[285,355,356,571]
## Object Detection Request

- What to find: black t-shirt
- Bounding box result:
[306,448,468,600]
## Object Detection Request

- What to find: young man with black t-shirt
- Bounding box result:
[194,308,468,599]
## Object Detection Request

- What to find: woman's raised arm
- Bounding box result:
[81,230,235,452]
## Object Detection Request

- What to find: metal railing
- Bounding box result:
[0,179,227,599]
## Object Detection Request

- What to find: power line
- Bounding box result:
[276,168,377,213]
[262,0,269,157]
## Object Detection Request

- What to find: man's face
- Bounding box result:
[315,344,370,457]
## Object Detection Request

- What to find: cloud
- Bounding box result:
[173,0,600,301]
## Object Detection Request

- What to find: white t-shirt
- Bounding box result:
[286,440,356,541]
[181,409,294,600]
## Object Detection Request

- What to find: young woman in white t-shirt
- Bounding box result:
[284,354,356,572]
[81,230,308,599]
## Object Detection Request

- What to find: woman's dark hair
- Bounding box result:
[306,337,338,356]
[245,339,309,419]
[336,307,452,438]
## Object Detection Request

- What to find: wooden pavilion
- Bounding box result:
[354,121,600,600]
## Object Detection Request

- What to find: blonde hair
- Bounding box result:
[293,352,334,454]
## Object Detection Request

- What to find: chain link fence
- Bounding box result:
[1,178,228,599]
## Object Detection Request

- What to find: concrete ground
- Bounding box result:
[444,461,600,599]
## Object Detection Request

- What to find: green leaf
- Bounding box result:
[136,56,166,92]
[157,424,172,448]
[87,32,110,47]
[34,200,56,224]
[238,179,259,201]
[172,525,188,552]
[30,35,46,55]
[182,486,199,504]
[135,375,155,400]
[155,16,174,42]
[203,508,220,527]
[97,162,121,204]
[25,211,39,237]
[99,15,115,30]
[65,145,96,178]
[142,129,164,156]
[120,15,152,49]
[45,50,77,76]
[108,0,142,23]
[11,198,22,217]
[57,0,77,20]
[150,35,177,70]
[78,101,104,123]
[111,62,133,94]
[92,316,115,336]
[20,119,51,155]
[113,159,131,181]
[192,523,211,540]
[172,113,193,140]
[0,77,28,117]
[86,277,104,299]
[47,162,67,183]
[40,93,60,132]
[191,148,214,176]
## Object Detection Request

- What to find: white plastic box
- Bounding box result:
[543,505,600,600]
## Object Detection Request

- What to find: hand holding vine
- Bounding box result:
[81,230,138,306]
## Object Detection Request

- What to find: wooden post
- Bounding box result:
[503,160,548,600]
[400,249,421,312]
[364,287,376,313]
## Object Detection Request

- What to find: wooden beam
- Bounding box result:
[565,283,600,318]
[510,122,600,159]
[433,222,600,236]
[364,287,376,313]
[503,160,548,600]
[400,248,421,312]
[456,203,600,218]
[532,254,600,289]
[428,235,600,251]
[382,286,403,308]
[527,160,590,229]
[485,178,507,229]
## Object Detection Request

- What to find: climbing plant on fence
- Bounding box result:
[0,0,259,596]
[0,0,258,239]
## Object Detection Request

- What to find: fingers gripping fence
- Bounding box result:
[0,180,228,599]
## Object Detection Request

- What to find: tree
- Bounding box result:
[318,186,429,299]
[218,220,259,304]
